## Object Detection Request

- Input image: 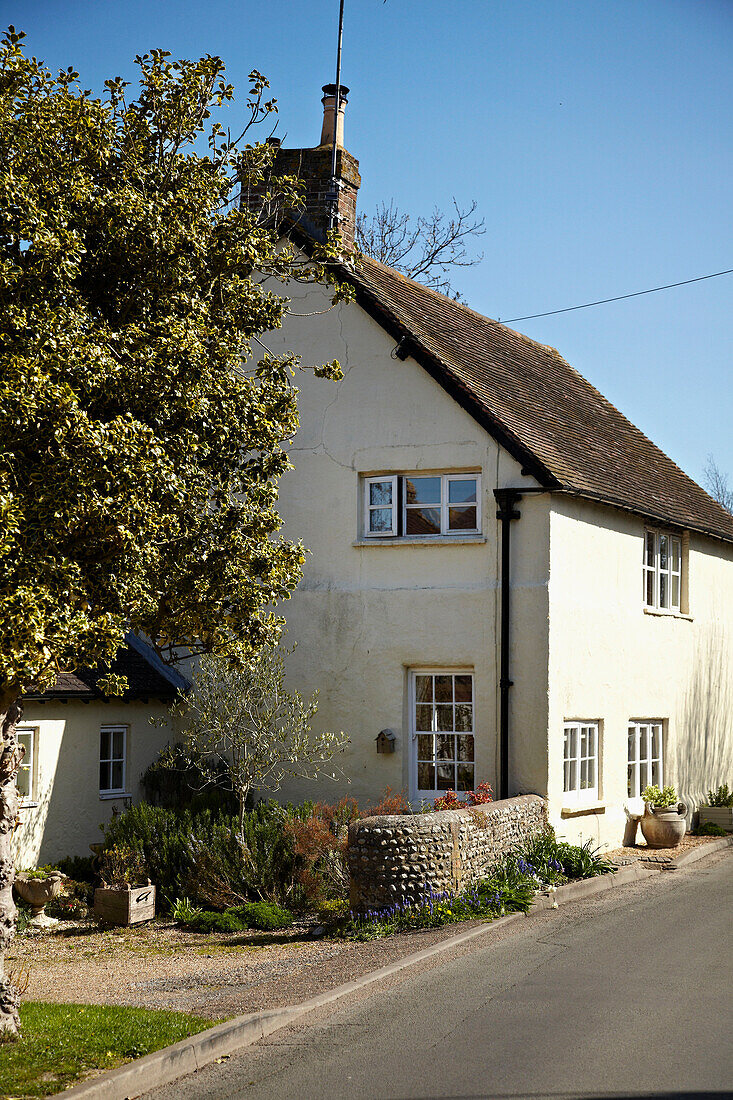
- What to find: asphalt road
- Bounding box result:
[146,851,732,1100]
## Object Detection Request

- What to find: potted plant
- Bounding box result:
[93,845,156,926]
[639,785,686,848]
[14,869,67,928]
[698,784,733,833]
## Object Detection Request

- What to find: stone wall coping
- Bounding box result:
[350,793,545,833]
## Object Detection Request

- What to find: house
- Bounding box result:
[15,634,185,867]
[259,86,733,847]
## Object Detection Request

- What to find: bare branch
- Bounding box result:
[356,198,485,300]
[703,455,733,514]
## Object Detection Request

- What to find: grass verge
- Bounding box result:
[0,1001,216,1098]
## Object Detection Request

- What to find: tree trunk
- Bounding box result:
[0,694,24,1037]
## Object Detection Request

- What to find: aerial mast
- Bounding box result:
[328,0,346,232]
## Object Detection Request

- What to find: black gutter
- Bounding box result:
[494,488,523,800]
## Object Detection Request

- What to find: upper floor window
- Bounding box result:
[643,529,681,612]
[363,473,480,539]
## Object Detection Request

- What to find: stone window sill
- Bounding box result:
[643,607,693,622]
[99,791,132,801]
[560,802,606,818]
[353,536,487,548]
[19,801,38,810]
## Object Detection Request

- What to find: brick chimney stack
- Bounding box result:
[262,84,361,251]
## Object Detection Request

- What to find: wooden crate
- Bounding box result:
[699,806,733,832]
[94,883,156,926]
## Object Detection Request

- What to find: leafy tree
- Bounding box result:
[0,28,347,1034]
[356,198,485,299]
[173,646,348,839]
[703,455,733,514]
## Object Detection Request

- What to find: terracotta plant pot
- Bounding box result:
[14,871,66,928]
[639,802,687,848]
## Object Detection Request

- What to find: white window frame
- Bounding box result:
[562,721,599,805]
[363,475,398,537]
[16,727,37,806]
[362,472,481,539]
[409,668,476,801]
[99,725,127,797]
[627,720,664,799]
[643,529,682,612]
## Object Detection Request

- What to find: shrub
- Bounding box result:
[98,845,148,887]
[188,909,247,934]
[142,743,237,814]
[468,782,493,806]
[172,897,203,924]
[433,784,493,811]
[46,894,87,920]
[236,901,293,931]
[695,821,727,837]
[52,855,95,883]
[706,783,733,808]
[367,787,412,816]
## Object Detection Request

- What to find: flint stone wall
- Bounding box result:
[348,794,547,913]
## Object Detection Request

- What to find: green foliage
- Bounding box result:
[706,783,733,808]
[236,901,293,931]
[694,821,727,837]
[171,896,203,924]
[141,744,237,814]
[51,856,96,883]
[0,1002,213,1097]
[0,27,349,703]
[98,845,147,887]
[641,784,678,808]
[187,909,247,934]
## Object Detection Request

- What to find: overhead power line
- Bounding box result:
[500,267,733,324]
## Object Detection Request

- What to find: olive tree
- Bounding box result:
[0,28,347,1035]
[174,647,348,838]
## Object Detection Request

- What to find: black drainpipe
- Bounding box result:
[494,488,522,801]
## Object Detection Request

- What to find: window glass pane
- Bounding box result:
[415,676,433,703]
[434,676,453,702]
[448,505,477,531]
[455,704,473,732]
[645,570,655,606]
[651,760,661,787]
[436,705,454,732]
[651,724,661,759]
[404,477,441,505]
[417,734,433,760]
[580,758,588,788]
[456,735,474,762]
[457,764,474,791]
[418,763,434,790]
[369,507,393,533]
[638,726,649,762]
[564,757,577,793]
[436,763,454,790]
[645,531,656,567]
[448,479,477,504]
[111,761,124,790]
[17,731,32,756]
[659,534,668,570]
[100,729,110,759]
[628,765,636,798]
[369,481,393,506]
[415,705,433,731]
[627,728,636,762]
[100,761,111,790]
[671,539,681,571]
[17,766,30,799]
[671,575,680,609]
[659,572,668,608]
[112,730,124,759]
[580,727,588,757]
[640,760,650,790]
[454,675,472,702]
[587,757,596,789]
[405,507,441,535]
[436,735,453,761]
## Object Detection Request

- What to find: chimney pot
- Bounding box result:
[320,83,350,147]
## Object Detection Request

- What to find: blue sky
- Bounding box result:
[11,0,733,487]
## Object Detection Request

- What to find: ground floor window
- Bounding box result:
[627,721,663,797]
[412,670,474,798]
[100,726,127,795]
[563,721,599,803]
[16,727,36,804]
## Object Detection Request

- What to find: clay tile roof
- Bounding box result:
[345,254,733,543]
[24,634,189,703]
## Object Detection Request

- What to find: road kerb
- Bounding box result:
[59,843,731,1098]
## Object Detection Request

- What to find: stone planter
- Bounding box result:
[639,802,687,848]
[14,871,66,928]
[94,882,155,926]
[698,805,733,832]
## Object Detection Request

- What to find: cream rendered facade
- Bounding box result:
[266,276,733,848]
[14,700,173,868]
